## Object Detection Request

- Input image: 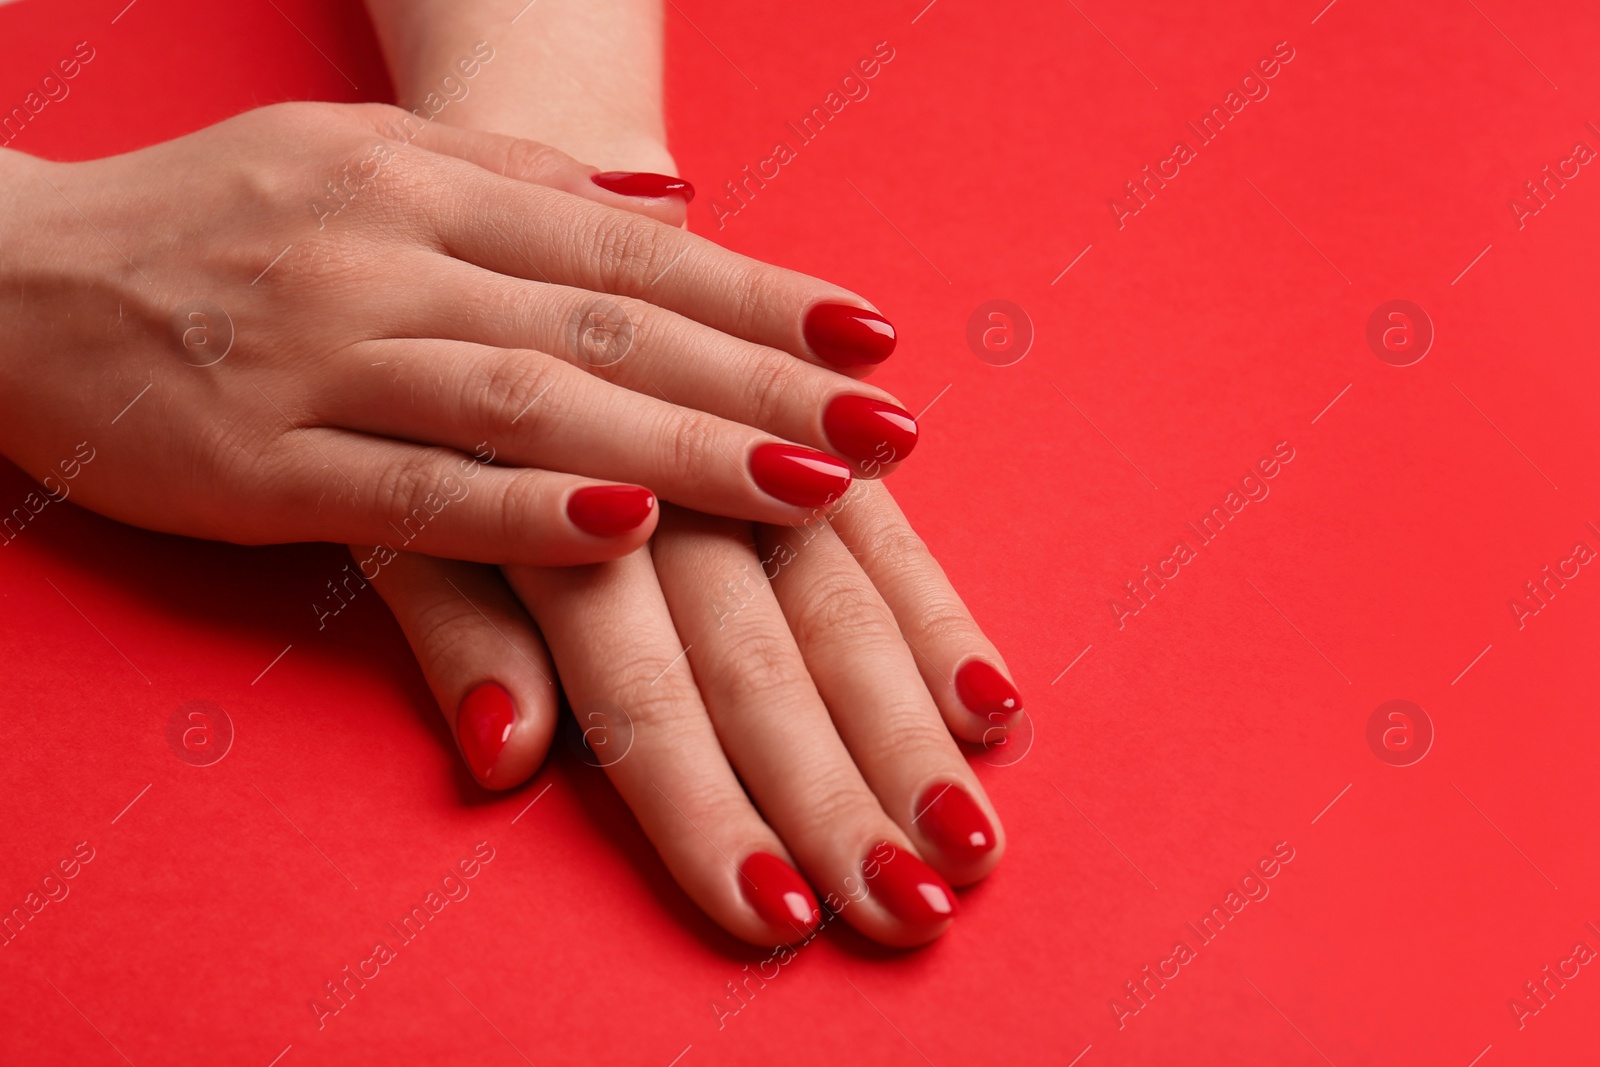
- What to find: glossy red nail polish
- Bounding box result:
[916,784,996,861]
[749,443,852,508]
[458,682,516,782]
[823,396,919,468]
[739,852,820,931]
[567,485,656,537]
[863,841,956,925]
[591,171,695,202]
[955,660,1022,720]
[803,304,896,367]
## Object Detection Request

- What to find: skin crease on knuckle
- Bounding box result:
[656,407,725,496]
[778,564,899,656]
[373,447,461,541]
[587,209,673,293]
[775,765,892,860]
[699,622,817,712]
[733,346,806,435]
[475,348,563,441]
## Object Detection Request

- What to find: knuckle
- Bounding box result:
[856,518,933,570]
[712,625,807,705]
[590,212,670,290]
[726,261,783,338]
[613,665,698,734]
[870,705,949,763]
[659,408,723,491]
[411,596,488,666]
[498,137,563,180]
[914,595,983,647]
[493,469,551,544]
[660,778,757,836]
[477,351,561,436]
[736,350,801,430]
[786,565,895,651]
[792,769,880,837]
[374,449,448,524]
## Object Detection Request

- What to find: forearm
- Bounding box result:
[363,0,665,162]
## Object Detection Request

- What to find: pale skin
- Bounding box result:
[360,0,1024,947]
[0,2,1021,949]
[0,98,904,561]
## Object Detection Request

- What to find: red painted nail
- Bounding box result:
[916,784,996,861]
[567,485,656,538]
[803,304,896,367]
[739,852,820,932]
[591,171,695,202]
[955,660,1022,720]
[749,443,852,509]
[823,395,918,468]
[458,682,516,782]
[864,841,955,925]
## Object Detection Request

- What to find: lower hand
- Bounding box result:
[363,480,1022,947]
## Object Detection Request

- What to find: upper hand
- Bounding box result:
[0,101,912,564]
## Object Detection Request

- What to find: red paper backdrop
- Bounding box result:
[2,0,1597,1064]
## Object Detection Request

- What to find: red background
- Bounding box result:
[2,0,1597,1063]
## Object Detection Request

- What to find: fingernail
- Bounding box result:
[915,784,996,861]
[567,485,656,537]
[823,395,918,468]
[749,443,852,509]
[863,841,956,925]
[739,852,820,932]
[591,171,695,202]
[955,660,1022,720]
[803,304,896,367]
[458,682,516,783]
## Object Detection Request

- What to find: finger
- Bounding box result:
[755,516,1004,886]
[392,263,919,476]
[827,480,1025,745]
[401,120,691,227]
[252,427,658,565]
[358,549,558,790]
[420,161,897,373]
[319,337,855,523]
[650,507,956,945]
[503,551,823,947]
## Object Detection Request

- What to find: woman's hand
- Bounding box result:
[0,102,912,564]
[362,481,1023,947]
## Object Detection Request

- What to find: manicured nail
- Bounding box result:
[916,784,995,861]
[863,841,955,925]
[803,304,896,367]
[458,682,516,782]
[567,485,656,538]
[749,443,852,508]
[739,852,820,931]
[591,171,695,202]
[955,660,1022,720]
[823,395,918,468]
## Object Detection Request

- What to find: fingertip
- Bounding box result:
[738,851,822,945]
[567,483,659,542]
[457,679,559,791]
[583,170,692,227]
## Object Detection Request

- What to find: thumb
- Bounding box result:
[357,547,560,792]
